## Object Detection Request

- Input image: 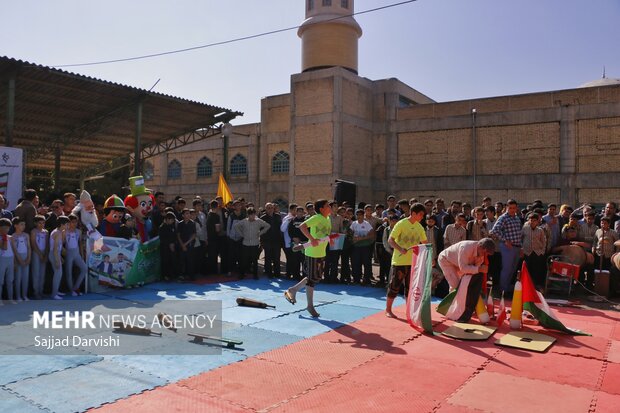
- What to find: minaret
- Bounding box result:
[298,0,363,74]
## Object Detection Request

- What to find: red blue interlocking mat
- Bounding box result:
[89,300,620,413]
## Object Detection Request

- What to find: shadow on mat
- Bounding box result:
[307,318,406,354]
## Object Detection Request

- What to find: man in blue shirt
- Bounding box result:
[490,199,523,293]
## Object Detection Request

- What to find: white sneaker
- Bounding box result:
[23,297,30,301]
[10,300,17,304]
[58,292,66,296]
[71,291,78,297]
[53,295,63,300]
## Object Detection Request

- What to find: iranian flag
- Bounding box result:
[521,262,590,336]
[406,243,434,334]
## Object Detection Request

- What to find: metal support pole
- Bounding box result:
[222,123,232,180]
[5,75,16,147]
[223,133,229,180]
[472,109,477,204]
[54,143,61,192]
[134,100,143,176]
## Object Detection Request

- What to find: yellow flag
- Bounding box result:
[217,173,233,204]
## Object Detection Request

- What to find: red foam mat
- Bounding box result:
[607,340,620,363]
[257,338,381,376]
[554,307,620,325]
[268,376,437,413]
[89,384,249,413]
[435,404,488,413]
[399,332,499,368]
[600,362,620,395]
[177,358,331,411]
[547,334,610,360]
[315,318,420,351]
[486,348,604,389]
[448,371,594,413]
[593,391,620,413]
[342,353,475,403]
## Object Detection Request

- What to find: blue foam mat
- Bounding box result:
[107,350,247,383]
[251,312,347,338]
[222,325,304,357]
[0,388,47,413]
[221,305,283,325]
[0,355,102,385]
[306,303,378,324]
[6,360,167,413]
[2,277,391,411]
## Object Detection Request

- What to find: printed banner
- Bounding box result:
[0,146,23,209]
[88,236,160,289]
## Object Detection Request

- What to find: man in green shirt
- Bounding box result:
[284,199,331,317]
[386,203,428,318]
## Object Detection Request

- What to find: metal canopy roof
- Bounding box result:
[0,56,242,178]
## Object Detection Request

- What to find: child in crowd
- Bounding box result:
[11,216,31,301]
[117,214,139,240]
[30,215,48,299]
[0,218,15,304]
[177,208,196,280]
[522,213,547,289]
[49,215,69,300]
[350,209,375,285]
[593,217,619,272]
[190,208,204,272]
[64,214,87,296]
[159,212,177,281]
[288,206,308,280]
[234,207,270,279]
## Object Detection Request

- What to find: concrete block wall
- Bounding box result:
[577,116,620,173]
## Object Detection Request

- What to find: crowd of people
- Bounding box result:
[1,186,620,305]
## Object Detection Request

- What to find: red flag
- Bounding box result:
[496,293,506,326]
[521,261,541,304]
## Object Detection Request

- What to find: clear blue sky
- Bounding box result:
[2,0,619,123]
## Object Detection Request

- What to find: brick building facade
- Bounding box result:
[145,1,620,208]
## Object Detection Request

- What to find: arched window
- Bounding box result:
[271,151,290,174]
[273,198,288,211]
[143,161,154,180]
[322,0,332,6]
[196,157,213,178]
[167,159,182,180]
[230,153,248,177]
[307,0,314,11]
[341,0,349,9]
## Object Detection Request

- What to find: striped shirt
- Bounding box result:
[593,228,619,258]
[467,220,488,241]
[522,225,547,256]
[577,222,598,246]
[443,224,466,248]
[491,213,523,247]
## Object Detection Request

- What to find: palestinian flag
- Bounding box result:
[521,262,590,336]
[406,243,434,334]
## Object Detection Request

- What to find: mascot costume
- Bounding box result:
[124,176,154,243]
[98,195,126,237]
[72,190,101,240]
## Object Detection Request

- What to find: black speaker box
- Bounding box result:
[334,179,356,207]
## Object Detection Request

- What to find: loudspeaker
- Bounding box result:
[334,179,356,207]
